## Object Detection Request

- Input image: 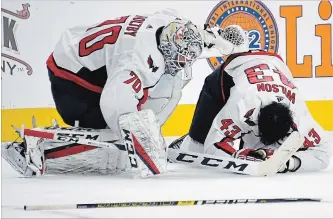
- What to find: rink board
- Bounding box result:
[2,100,333,142]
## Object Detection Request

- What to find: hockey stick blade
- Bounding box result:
[23,198,332,211]
[168,148,261,175]
[167,132,303,176]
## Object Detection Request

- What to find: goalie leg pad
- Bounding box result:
[119,109,167,178]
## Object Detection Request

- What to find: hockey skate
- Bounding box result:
[2,140,45,177]
[167,134,188,163]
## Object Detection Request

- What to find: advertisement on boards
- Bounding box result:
[1,0,332,141]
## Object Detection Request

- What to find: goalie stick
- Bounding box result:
[23,198,331,211]
[168,131,303,176]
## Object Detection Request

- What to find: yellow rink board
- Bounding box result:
[1,101,333,142]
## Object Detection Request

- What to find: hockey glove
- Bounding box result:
[233,148,301,173]
[232,148,274,162]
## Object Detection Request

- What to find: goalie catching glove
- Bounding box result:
[233,148,301,173]
[200,24,249,56]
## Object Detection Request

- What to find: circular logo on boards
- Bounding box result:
[206,0,279,70]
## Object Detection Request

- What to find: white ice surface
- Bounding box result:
[2,136,333,218]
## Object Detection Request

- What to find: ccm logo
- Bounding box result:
[122,129,138,168]
[175,153,248,172]
[56,133,99,143]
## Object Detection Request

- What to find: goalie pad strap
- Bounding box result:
[24,129,54,139]
[45,143,96,159]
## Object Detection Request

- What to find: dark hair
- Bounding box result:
[258,102,294,145]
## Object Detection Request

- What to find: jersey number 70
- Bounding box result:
[79,16,129,57]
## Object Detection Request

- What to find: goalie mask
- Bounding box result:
[159,20,203,76]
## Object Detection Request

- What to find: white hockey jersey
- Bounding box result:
[47,10,177,97]
[204,51,332,172]
[46,10,191,136]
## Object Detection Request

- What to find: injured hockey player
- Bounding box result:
[2,9,249,177]
[168,50,332,174]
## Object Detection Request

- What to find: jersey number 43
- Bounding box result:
[244,64,296,89]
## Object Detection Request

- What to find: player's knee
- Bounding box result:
[55,105,77,127]
[61,117,75,127]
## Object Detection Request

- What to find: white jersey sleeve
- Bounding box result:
[141,73,183,125]
[203,104,241,157]
[204,86,263,157]
[99,68,144,137]
[99,24,166,136]
[289,93,332,172]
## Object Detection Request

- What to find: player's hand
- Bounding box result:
[233,148,301,173]
[232,148,274,162]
